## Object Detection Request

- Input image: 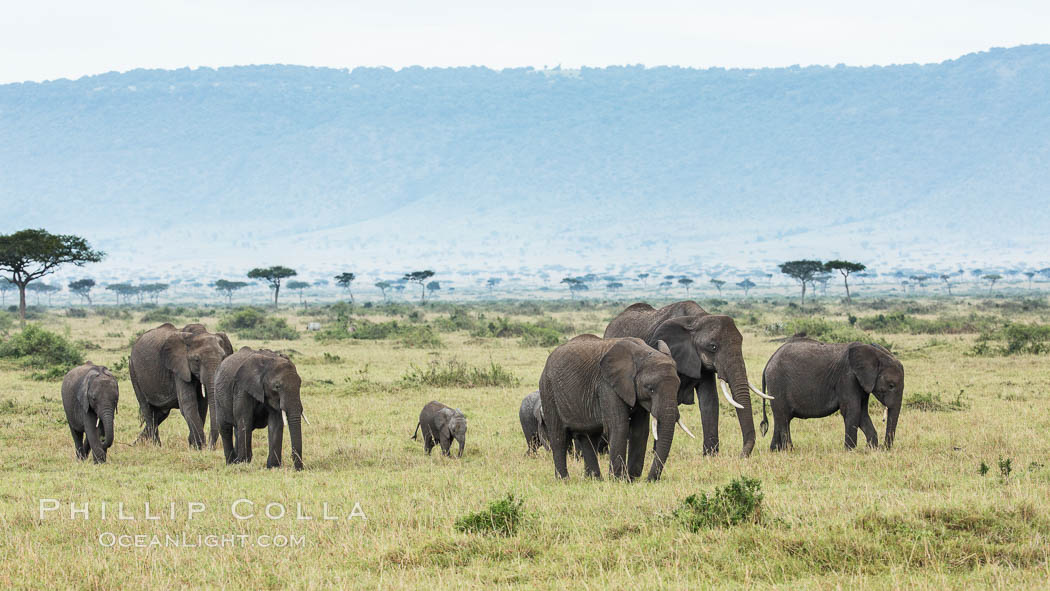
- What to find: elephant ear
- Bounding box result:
[236,354,271,406]
[216,333,234,356]
[435,408,453,438]
[600,340,638,408]
[652,317,704,378]
[848,343,880,394]
[654,340,672,357]
[162,334,193,383]
[533,399,544,423]
[77,370,98,416]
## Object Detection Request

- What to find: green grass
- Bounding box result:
[1,295,1050,588]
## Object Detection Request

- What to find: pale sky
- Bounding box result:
[2,0,1048,83]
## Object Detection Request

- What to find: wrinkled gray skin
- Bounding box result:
[214,347,305,470]
[519,390,548,454]
[414,401,467,457]
[129,323,233,449]
[540,334,680,481]
[761,337,904,451]
[605,301,758,457]
[61,362,119,463]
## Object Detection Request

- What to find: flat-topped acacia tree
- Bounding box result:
[779,260,824,307]
[248,266,297,308]
[68,278,96,305]
[334,272,356,304]
[214,279,249,305]
[403,270,435,303]
[823,260,866,304]
[0,229,104,323]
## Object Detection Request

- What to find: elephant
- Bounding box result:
[604,301,771,458]
[129,323,233,449]
[214,347,305,470]
[61,362,119,463]
[539,334,681,481]
[413,401,467,457]
[760,337,904,451]
[519,390,548,454]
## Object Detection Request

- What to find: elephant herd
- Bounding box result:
[523,301,905,481]
[62,322,305,469]
[60,301,905,482]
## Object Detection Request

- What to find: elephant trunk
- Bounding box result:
[884,404,900,450]
[101,408,115,450]
[456,434,465,458]
[726,367,756,457]
[647,407,677,481]
[202,362,221,447]
[286,413,304,470]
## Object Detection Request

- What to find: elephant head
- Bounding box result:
[163,327,232,402]
[600,338,680,481]
[435,408,467,458]
[243,352,305,469]
[79,365,119,452]
[653,314,759,456]
[533,399,550,450]
[846,343,904,449]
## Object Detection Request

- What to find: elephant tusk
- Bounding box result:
[282,410,288,426]
[749,381,774,400]
[720,380,745,409]
[883,407,888,422]
[651,417,658,441]
[302,412,311,426]
[677,419,697,439]
[96,417,100,428]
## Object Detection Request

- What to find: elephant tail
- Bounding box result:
[411,422,420,440]
[759,374,769,437]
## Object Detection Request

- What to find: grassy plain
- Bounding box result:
[1,295,1049,589]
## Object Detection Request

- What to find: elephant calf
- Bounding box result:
[519,390,549,454]
[61,362,119,463]
[761,337,904,451]
[413,401,467,457]
[214,347,305,470]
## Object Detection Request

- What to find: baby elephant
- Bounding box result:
[519,390,549,454]
[61,362,119,463]
[761,336,904,451]
[413,401,467,457]
[214,347,305,470]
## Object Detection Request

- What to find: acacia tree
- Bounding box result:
[248,266,297,308]
[709,278,725,296]
[374,281,391,301]
[427,281,441,299]
[0,229,104,323]
[68,278,96,305]
[607,281,624,293]
[940,273,955,296]
[1024,271,1036,290]
[637,273,649,287]
[334,272,356,304]
[678,277,694,297]
[983,273,1002,294]
[779,260,824,307]
[403,270,435,302]
[214,279,248,305]
[28,282,59,306]
[486,277,501,294]
[824,260,866,304]
[561,277,587,300]
[287,280,311,307]
[736,278,756,297]
[139,283,169,304]
[106,283,137,305]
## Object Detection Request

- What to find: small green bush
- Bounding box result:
[0,312,12,336]
[972,322,1050,356]
[455,494,525,536]
[66,308,88,318]
[907,390,968,412]
[400,359,519,388]
[674,477,763,531]
[140,306,189,323]
[0,324,84,380]
[218,307,299,340]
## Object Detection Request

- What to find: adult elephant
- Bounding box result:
[761,337,904,451]
[214,347,304,470]
[604,301,771,457]
[130,323,233,449]
[539,334,682,481]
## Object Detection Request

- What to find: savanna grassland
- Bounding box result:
[1,295,1050,589]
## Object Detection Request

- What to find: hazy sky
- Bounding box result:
[2,1,1048,83]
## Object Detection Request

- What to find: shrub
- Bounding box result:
[140,306,189,323]
[455,494,525,536]
[471,316,572,347]
[0,324,84,380]
[907,390,968,412]
[218,307,299,340]
[972,322,1050,356]
[766,318,892,350]
[674,477,763,531]
[0,312,12,336]
[857,312,998,335]
[400,359,519,388]
[66,308,88,318]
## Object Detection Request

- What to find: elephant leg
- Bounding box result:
[841,401,861,450]
[176,381,206,449]
[859,407,879,448]
[137,403,158,444]
[439,430,452,457]
[697,375,719,455]
[70,426,87,460]
[244,426,254,463]
[220,423,236,464]
[234,418,252,463]
[266,410,284,469]
[606,421,630,480]
[547,420,570,479]
[424,433,435,455]
[579,433,603,480]
[195,389,209,438]
[626,410,650,480]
